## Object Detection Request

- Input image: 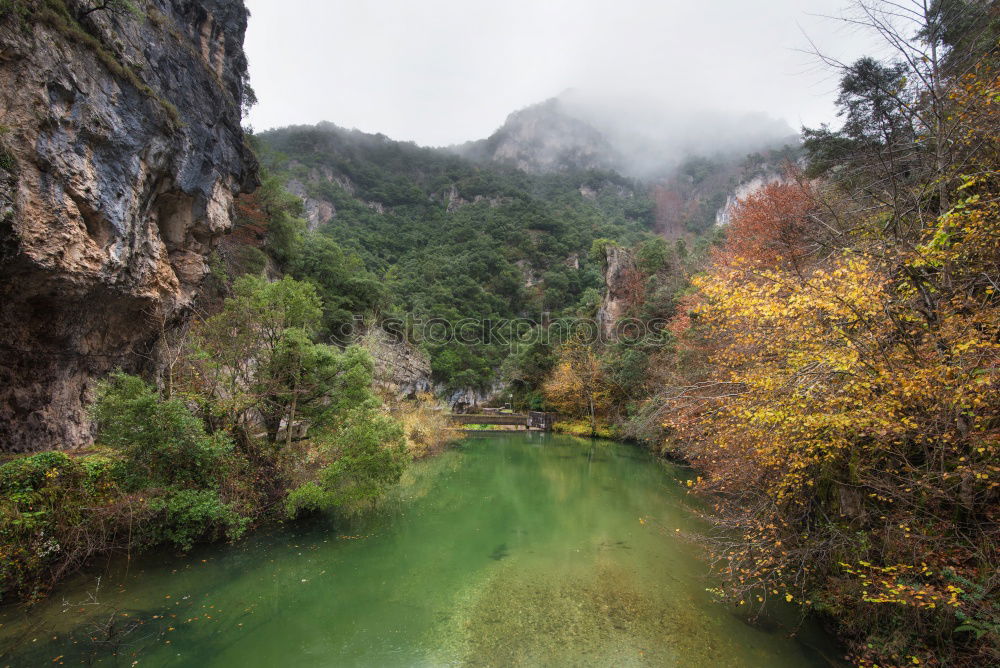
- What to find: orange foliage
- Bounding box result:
[716,180,816,270]
[621,265,647,312]
[657,68,1000,666]
[666,292,700,339]
[231,191,269,245]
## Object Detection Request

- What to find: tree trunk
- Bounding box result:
[588,395,596,436]
[285,375,299,449]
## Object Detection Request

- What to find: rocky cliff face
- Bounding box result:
[361,328,433,399]
[714,172,785,226]
[596,244,637,341]
[0,1,257,452]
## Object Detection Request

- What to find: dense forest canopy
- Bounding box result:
[251,122,663,391]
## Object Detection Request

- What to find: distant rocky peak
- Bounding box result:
[459,98,621,174]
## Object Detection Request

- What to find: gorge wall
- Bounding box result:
[0,1,257,452]
[596,244,637,341]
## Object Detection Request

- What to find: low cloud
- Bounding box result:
[244,0,879,148]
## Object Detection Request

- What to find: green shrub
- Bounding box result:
[234,245,268,276]
[0,0,31,27]
[0,146,14,175]
[284,482,327,518]
[635,237,670,275]
[0,451,74,497]
[0,450,127,601]
[78,452,120,495]
[285,408,409,518]
[319,408,409,509]
[0,373,252,601]
[146,489,248,551]
[589,238,618,264]
[91,372,232,489]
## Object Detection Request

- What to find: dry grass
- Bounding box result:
[390,393,461,459]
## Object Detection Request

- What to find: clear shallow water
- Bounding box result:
[0,433,840,667]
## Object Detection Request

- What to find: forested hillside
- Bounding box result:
[251,123,659,392]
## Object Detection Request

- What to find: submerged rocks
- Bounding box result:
[444,560,715,666]
[0,1,257,452]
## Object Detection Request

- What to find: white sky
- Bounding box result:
[243,0,881,147]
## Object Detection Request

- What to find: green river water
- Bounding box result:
[0,433,841,667]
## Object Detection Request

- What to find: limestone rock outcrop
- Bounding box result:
[0,1,257,452]
[455,98,621,174]
[361,327,433,399]
[596,244,637,341]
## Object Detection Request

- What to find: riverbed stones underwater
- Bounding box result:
[432,556,725,666]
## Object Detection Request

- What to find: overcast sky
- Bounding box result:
[243,0,882,147]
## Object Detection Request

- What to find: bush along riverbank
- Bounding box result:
[551,419,618,440]
[0,275,456,604]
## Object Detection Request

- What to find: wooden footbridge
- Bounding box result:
[448,411,555,431]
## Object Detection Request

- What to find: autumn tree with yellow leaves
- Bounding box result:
[542,339,613,435]
[658,3,1000,665]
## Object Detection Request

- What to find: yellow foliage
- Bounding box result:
[551,420,616,439]
[391,393,460,459]
[689,230,1000,497]
[542,341,613,426]
[664,125,1000,664]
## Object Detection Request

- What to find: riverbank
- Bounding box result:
[0,382,458,606]
[551,419,618,440]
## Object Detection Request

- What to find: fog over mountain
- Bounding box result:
[555,90,798,177]
[451,92,796,179]
[243,0,879,147]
